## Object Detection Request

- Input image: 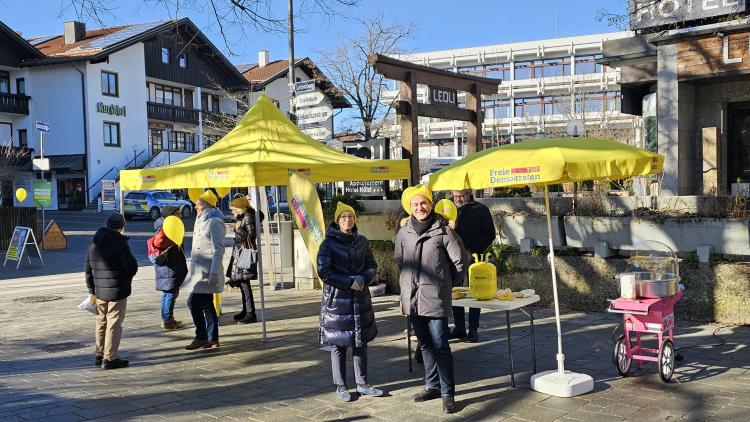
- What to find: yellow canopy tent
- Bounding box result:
[120,95,409,191]
[120,95,411,340]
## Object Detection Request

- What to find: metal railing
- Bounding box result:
[0,93,30,115]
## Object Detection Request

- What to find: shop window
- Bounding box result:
[161,47,171,64]
[103,122,121,147]
[17,129,27,147]
[0,71,9,94]
[101,71,118,96]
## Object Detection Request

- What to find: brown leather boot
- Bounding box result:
[185,338,210,350]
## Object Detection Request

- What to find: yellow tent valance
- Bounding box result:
[120,95,410,191]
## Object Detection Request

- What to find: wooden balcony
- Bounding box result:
[147,102,199,125]
[0,93,30,115]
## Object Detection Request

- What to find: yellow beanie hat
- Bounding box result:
[197,190,217,207]
[334,202,356,221]
[229,197,250,210]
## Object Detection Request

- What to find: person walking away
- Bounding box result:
[317,203,384,402]
[225,197,263,324]
[394,186,467,414]
[183,190,226,350]
[149,206,188,330]
[450,189,496,343]
[85,212,138,369]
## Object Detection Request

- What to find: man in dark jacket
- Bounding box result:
[395,186,467,414]
[85,213,138,370]
[451,189,496,343]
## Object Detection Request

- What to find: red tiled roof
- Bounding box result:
[30,26,128,57]
[240,59,290,82]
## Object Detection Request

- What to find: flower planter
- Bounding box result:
[564,216,750,255]
[496,214,565,247]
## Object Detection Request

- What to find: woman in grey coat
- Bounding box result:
[394,186,467,414]
[183,190,226,350]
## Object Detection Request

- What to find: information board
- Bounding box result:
[33,180,52,209]
[3,226,43,269]
[101,180,117,211]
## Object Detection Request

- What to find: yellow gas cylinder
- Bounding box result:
[469,253,497,300]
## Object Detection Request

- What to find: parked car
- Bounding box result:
[123,190,193,220]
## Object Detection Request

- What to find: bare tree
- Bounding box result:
[62,0,361,53]
[316,14,416,141]
[0,143,31,207]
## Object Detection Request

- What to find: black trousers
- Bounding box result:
[239,281,256,316]
[331,345,367,387]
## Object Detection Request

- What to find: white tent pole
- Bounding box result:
[544,185,565,375]
[251,186,268,341]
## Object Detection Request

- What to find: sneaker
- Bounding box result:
[185,338,210,350]
[412,388,441,402]
[442,395,456,414]
[357,384,384,397]
[466,331,479,343]
[233,311,247,321]
[237,313,258,324]
[162,320,185,330]
[449,328,467,340]
[95,356,103,367]
[336,385,352,402]
[102,358,129,370]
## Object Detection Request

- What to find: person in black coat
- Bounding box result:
[317,202,384,402]
[450,190,496,343]
[84,213,138,370]
[150,206,188,330]
[225,197,263,324]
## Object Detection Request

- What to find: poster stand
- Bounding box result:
[3,226,44,269]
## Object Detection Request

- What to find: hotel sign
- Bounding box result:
[97,102,126,117]
[630,0,747,30]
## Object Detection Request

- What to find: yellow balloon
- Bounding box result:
[435,198,457,222]
[188,188,204,203]
[215,187,231,198]
[162,215,185,246]
[401,186,417,215]
[15,188,27,203]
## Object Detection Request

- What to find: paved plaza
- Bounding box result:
[1,261,750,422]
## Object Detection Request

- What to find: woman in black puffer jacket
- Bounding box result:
[225,197,263,324]
[316,202,384,402]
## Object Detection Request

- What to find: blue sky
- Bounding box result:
[2,0,628,64]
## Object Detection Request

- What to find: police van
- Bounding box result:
[123,191,193,220]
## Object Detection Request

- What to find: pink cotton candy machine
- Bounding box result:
[608,242,684,382]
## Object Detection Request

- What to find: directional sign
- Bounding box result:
[296,105,333,125]
[294,91,327,108]
[35,121,50,133]
[301,126,332,141]
[294,80,315,93]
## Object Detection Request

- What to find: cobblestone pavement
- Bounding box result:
[1,266,749,421]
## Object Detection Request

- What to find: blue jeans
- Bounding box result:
[411,315,455,396]
[187,293,218,341]
[452,306,481,333]
[161,289,179,322]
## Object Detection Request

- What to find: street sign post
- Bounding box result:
[301,126,333,141]
[294,91,327,108]
[34,120,50,247]
[296,105,333,125]
[294,80,315,93]
[35,121,50,133]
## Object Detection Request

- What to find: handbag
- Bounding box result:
[235,232,257,270]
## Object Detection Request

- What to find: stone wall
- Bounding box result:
[369,242,750,325]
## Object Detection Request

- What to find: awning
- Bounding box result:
[45,154,86,171]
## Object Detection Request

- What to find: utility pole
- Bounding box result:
[288,0,296,120]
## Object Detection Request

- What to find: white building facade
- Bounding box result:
[1,19,248,210]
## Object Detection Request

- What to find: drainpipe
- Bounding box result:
[74,66,89,204]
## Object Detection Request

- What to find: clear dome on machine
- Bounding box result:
[618,241,680,299]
